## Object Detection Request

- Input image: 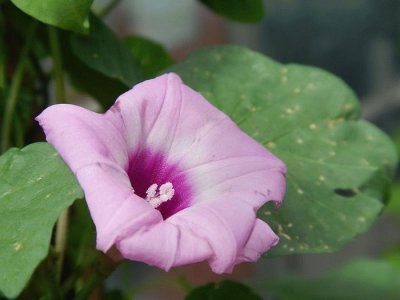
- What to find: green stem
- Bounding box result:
[48,26,65,104]
[49,26,69,282]
[0,10,5,89]
[75,270,106,300]
[98,0,122,17]
[75,254,117,300]
[14,117,24,148]
[1,20,37,152]
[176,275,193,293]
[55,208,69,282]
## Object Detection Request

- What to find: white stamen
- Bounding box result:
[159,182,174,200]
[145,182,175,208]
[146,183,158,199]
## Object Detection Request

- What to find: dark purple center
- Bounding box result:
[126,149,192,219]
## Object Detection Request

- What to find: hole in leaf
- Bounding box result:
[334,188,358,198]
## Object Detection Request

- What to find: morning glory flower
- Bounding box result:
[36,73,286,273]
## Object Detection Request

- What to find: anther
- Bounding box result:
[145,182,175,208]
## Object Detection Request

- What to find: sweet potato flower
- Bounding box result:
[37,73,286,273]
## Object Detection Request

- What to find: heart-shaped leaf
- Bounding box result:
[0,143,82,298]
[124,36,173,79]
[11,0,92,34]
[199,0,264,23]
[170,46,398,256]
[70,15,143,87]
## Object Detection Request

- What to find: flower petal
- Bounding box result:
[36,104,160,250]
[108,73,286,209]
[37,73,286,273]
[117,196,273,273]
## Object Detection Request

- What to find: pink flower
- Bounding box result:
[36,73,286,273]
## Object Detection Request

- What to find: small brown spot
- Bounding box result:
[14,242,22,251]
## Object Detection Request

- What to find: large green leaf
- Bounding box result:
[186,280,262,300]
[170,46,398,256]
[124,36,174,79]
[265,259,400,300]
[70,15,143,87]
[11,0,92,33]
[63,32,128,109]
[199,0,264,23]
[0,143,83,298]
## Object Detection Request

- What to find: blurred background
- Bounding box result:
[90,0,400,298]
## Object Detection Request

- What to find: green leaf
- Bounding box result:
[265,259,400,300]
[386,129,400,215]
[386,183,400,215]
[170,46,398,256]
[11,0,92,34]
[124,36,174,79]
[186,280,262,300]
[0,143,83,298]
[70,15,143,87]
[383,244,400,271]
[63,33,128,109]
[199,0,264,23]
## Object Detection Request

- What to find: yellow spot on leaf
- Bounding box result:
[14,242,22,251]
[357,216,366,222]
[307,83,316,89]
[286,107,294,114]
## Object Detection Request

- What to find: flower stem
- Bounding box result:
[1,20,37,152]
[176,275,193,293]
[55,208,69,282]
[0,10,5,89]
[75,254,117,300]
[48,26,65,104]
[49,25,68,282]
